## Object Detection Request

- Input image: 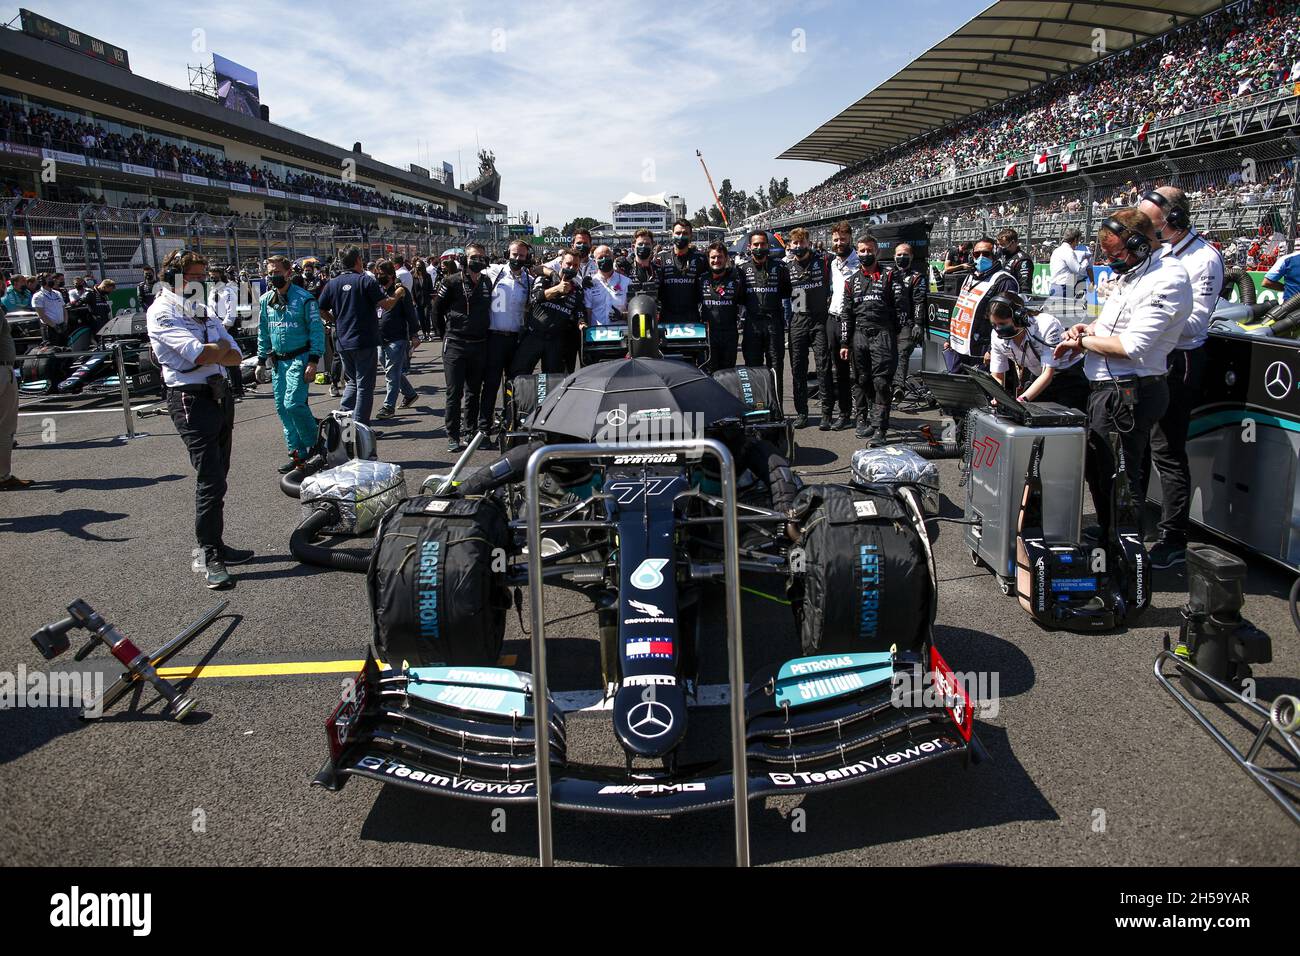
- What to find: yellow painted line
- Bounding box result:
[157,660,372,679]
[157,653,518,680]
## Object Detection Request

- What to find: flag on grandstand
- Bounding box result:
[1133,121,1151,144]
[1003,161,1018,179]
[859,195,870,211]
[1034,150,1049,173]
[1059,141,1078,170]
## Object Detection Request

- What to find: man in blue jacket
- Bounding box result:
[258,255,326,472]
[318,246,404,425]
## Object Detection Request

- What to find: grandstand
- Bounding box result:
[747,0,1299,289]
[0,12,506,282]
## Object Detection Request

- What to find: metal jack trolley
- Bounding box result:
[1155,647,1300,826]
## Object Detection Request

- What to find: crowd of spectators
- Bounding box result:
[747,0,1300,228]
[939,160,1294,270]
[0,101,476,224]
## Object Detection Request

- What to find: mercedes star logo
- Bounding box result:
[605,407,627,427]
[627,699,674,739]
[1264,361,1293,401]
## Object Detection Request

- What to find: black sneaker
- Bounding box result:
[203,548,233,590]
[277,459,299,475]
[793,414,809,429]
[375,405,395,420]
[818,417,833,432]
[1149,539,1186,569]
[219,544,255,566]
[400,392,419,408]
[448,438,464,454]
[867,436,887,449]
[855,422,874,440]
[834,415,852,431]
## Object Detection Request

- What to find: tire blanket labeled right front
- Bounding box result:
[368,495,511,666]
[790,484,931,655]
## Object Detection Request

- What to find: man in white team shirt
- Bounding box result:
[822,221,857,429]
[582,245,629,327]
[1136,186,1224,567]
[1054,208,1192,542]
[1048,228,1091,302]
[987,291,1087,411]
[477,239,533,434]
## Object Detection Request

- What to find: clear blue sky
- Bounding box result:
[8,0,990,227]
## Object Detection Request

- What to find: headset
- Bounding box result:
[1140,189,1190,232]
[160,249,204,285]
[987,290,1031,329]
[1100,216,1152,261]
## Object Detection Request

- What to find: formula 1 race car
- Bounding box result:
[580,317,711,368]
[15,307,258,398]
[14,308,162,397]
[314,305,984,856]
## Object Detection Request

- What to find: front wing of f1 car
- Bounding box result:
[313,646,986,816]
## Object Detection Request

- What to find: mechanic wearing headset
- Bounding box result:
[987,291,1087,411]
[1054,208,1192,543]
[1135,186,1224,569]
[147,249,251,590]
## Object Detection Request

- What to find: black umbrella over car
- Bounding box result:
[531,358,748,442]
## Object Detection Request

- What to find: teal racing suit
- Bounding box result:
[258,283,326,458]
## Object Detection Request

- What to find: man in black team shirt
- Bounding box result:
[889,242,928,399]
[434,242,494,453]
[996,227,1035,293]
[512,248,586,379]
[657,219,705,324]
[697,241,744,372]
[839,233,899,445]
[625,228,660,300]
[737,230,792,413]
[785,227,832,429]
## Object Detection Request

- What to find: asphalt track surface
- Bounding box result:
[2,342,1298,867]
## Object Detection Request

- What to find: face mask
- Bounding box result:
[509,257,527,270]
[574,242,589,255]
[859,253,876,269]
[635,244,651,258]
[895,255,912,270]
[561,267,577,280]
[993,321,1018,339]
[1109,257,1133,275]
[750,247,768,260]
[597,257,613,272]
[974,254,994,273]
[269,274,288,289]
[673,236,690,249]
[791,246,810,258]
[468,257,487,271]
